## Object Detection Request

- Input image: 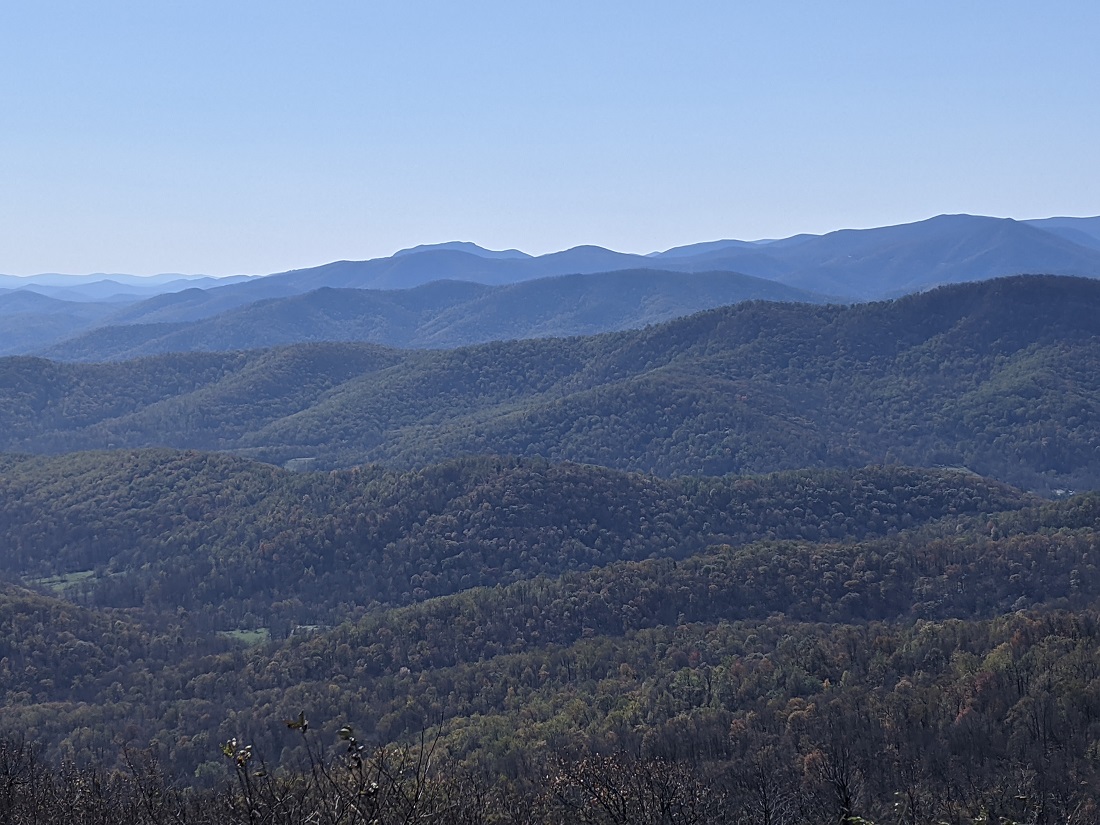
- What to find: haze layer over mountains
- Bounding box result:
[3,213,1100,361]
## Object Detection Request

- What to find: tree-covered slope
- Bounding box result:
[2,275,1096,492]
[2,466,1099,822]
[34,269,825,361]
[0,450,1032,631]
[0,582,231,708]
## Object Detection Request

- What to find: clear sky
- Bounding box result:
[2,1,1098,275]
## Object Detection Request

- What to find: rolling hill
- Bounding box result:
[2,447,1099,821]
[1,275,1098,494]
[37,269,827,361]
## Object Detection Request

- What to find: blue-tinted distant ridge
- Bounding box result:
[392,241,531,260]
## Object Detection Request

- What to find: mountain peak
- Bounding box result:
[392,241,531,260]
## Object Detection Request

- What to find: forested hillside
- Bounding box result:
[0,450,1030,630]
[1,275,1098,493]
[36,269,827,360]
[2,448,1099,822]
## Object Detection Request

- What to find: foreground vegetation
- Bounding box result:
[5,602,1100,822]
[1,449,1099,821]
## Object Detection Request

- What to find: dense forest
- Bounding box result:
[1,275,1100,494]
[3,274,1100,822]
[0,450,1033,629]
[2,448,1100,821]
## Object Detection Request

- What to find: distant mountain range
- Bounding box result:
[252,215,1100,298]
[0,272,255,301]
[35,269,827,361]
[2,214,1099,360]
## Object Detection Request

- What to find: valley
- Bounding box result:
[2,266,1100,823]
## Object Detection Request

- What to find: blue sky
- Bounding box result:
[1,1,1098,275]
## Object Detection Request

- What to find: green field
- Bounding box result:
[217,628,271,646]
[27,570,95,592]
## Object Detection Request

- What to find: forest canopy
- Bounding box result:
[3,275,1100,822]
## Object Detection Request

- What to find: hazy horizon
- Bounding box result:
[2,2,1098,276]
[2,211,1097,280]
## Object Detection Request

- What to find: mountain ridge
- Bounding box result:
[393,240,531,259]
[36,269,828,361]
[5,213,1100,366]
[2,274,1099,494]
